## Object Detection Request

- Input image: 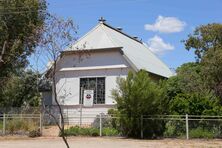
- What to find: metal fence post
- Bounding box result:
[186,114,189,140]
[141,115,143,139]
[3,113,5,135]
[100,113,102,137]
[59,114,62,128]
[40,113,42,135]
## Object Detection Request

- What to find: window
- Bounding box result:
[80,77,105,104]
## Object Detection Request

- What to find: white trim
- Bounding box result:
[59,64,128,72]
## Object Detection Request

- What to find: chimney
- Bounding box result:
[98,17,106,23]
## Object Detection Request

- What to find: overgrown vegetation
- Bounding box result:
[111,70,166,138]
[62,126,119,137]
[5,118,39,135]
[110,23,222,139]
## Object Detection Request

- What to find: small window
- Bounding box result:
[80,77,105,104]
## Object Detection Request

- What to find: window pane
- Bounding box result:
[96,78,105,104]
[80,77,105,104]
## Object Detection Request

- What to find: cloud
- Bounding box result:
[144,15,186,33]
[147,35,174,55]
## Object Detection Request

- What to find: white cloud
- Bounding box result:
[147,35,174,55]
[144,15,186,33]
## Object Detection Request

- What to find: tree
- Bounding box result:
[183,23,222,99]
[0,0,47,102]
[112,70,166,138]
[183,23,222,61]
[164,62,204,100]
[0,69,41,107]
[0,0,47,70]
[37,15,84,148]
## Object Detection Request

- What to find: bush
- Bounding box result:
[6,118,38,135]
[63,126,118,137]
[28,129,41,138]
[102,127,119,136]
[111,70,166,138]
[189,128,214,139]
[164,120,186,138]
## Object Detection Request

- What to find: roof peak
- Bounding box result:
[98,17,106,23]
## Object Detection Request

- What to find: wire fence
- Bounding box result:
[0,114,42,136]
[1,112,222,139]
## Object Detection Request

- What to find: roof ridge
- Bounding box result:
[102,22,143,44]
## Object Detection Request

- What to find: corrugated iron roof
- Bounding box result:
[66,21,173,78]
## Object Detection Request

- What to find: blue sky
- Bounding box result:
[46,0,222,70]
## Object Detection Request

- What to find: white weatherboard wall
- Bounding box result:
[53,50,130,106]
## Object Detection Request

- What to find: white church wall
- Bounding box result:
[52,50,131,106]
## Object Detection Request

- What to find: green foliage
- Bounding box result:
[63,126,119,137]
[201,46,222,99]
[183,23,222,99]
[0,0,47,107]
[183,23,222,61]
[169,91,222,115]
[102,127,119,136]
[189,128,214,139]
[164,62,204,99]
[0,0,47,74]
[0,69,41,107]
[164,120,185,137]
[63,126,99,137]
[112,70,166,138]
[6,118,38,134]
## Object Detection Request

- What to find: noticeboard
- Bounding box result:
[83,90,94,107]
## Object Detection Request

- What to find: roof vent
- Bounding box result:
[133,36,138,40]
[98,17,106,23]
[116,27,123,31]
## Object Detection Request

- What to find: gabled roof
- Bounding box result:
[66,20,173,78]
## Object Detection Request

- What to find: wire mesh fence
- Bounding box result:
[1,111,222,139]
[0,114,42,136]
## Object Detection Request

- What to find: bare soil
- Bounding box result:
[0,136,222,148]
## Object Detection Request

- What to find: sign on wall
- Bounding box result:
[83,90,94,107]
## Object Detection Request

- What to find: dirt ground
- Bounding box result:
[0,136,222,148]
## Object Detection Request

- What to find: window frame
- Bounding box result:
[79,77,106,104]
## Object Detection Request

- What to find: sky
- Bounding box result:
[45,0,222,70]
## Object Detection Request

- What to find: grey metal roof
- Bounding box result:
[67,21,173,78]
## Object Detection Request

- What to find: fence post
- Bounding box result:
[99,113,102,137]
[140,115,143,139]
[3,113,5,135]
[186,114,189,140]
[39,113,43,135]
[59,114,62,128]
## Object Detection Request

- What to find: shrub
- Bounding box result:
[6,118,38,135]
[111,70,166,138]
[28,129,41,138]
[89,128,99,136]
[102,127,119,136]
[63,126,118,137]
[164,120,186,138]
[189,128,214,139]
